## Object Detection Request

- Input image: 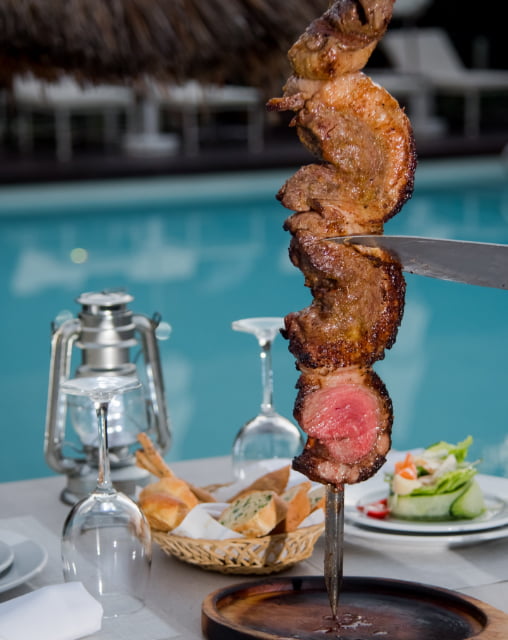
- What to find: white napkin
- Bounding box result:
[171,503,244,539]
[0,582,103,640]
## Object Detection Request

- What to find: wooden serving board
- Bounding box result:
[202,576,508,639]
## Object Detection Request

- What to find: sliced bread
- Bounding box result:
[228,464,291,502]
[219,490,288,537]
[308,485,326,512]
[273,481,312,533]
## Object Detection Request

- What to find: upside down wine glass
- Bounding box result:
[231,317,305,480]
[61,375,152,618]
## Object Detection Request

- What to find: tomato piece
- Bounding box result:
[357,497,390,519]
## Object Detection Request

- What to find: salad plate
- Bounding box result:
[343,520,508,548]
[345,474,508,537]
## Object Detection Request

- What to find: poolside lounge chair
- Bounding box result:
[381,28,508,137]
[12,75,135,161]
[151,81,265,156]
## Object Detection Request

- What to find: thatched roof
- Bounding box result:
[0,0,329,88]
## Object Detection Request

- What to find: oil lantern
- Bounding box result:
[44,290,171,504]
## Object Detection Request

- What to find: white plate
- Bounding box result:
[344,520,508,549]
[0,540,14,575]
[0,532,48,593]
[345,473,508,536]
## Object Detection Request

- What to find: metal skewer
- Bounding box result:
[324,483,345,621]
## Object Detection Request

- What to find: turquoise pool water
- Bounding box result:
[1,157,508,483]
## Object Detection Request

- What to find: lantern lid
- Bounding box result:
[77,291,134,309]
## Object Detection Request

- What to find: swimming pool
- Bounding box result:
[1,156,508,483]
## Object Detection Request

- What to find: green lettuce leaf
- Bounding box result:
[424,435,473,463]
[409,466,477,496]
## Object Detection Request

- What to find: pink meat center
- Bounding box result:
[301,384,379,463]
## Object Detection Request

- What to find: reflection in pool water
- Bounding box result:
[1,157,508,483]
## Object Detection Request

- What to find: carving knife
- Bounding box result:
[328,236,508,289]
[324,484,344,622]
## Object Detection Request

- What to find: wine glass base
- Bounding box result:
[99,593,145,618]
[60,465,151,505]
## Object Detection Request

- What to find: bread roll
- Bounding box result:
[138,493,189,531]
[139,476,199,510]
[219,490,288,537]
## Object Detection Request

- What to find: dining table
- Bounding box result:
[1,455,508,639]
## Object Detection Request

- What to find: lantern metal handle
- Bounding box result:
[44,317,83,475]
[132,313,171,454]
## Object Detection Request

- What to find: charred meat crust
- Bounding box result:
[282,235,406,369]
[291,74,416,225]
[280,163,385,238]
[293,435,389,484]
[269,74,417,232]
[288,0,395,79]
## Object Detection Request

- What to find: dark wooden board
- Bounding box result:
[202,576,508,639]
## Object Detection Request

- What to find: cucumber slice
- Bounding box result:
[450,480,486,519]
[388,484,469,520]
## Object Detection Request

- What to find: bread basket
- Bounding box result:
[153,523,324,575]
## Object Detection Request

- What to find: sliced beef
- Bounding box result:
[292,367,392,484]
[282,233,405,369]
[287,0,395,79]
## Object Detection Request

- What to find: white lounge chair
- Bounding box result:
[12,75,135,161]
[151,81,264,156]
[381,28,508,137]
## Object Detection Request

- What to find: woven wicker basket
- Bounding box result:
[153,523,324,575]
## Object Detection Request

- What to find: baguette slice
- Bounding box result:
[188,483,217,503]
[138,493,189,531]
[139,476,199,510]
[219,490,288,537]
[228,464,291,502]
[136,433,174,477]
[273,481,312,533]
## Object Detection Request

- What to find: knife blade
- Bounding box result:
[328,235,508,289]
[324,484,345,622]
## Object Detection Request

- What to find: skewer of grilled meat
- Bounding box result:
[267,0,416,488]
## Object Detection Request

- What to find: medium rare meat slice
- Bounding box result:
[292,366,392,484]
[299,384,379,454]
[283,233,406,369]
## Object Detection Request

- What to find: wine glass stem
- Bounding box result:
[95,400,113,493]
[259,337,274,414]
